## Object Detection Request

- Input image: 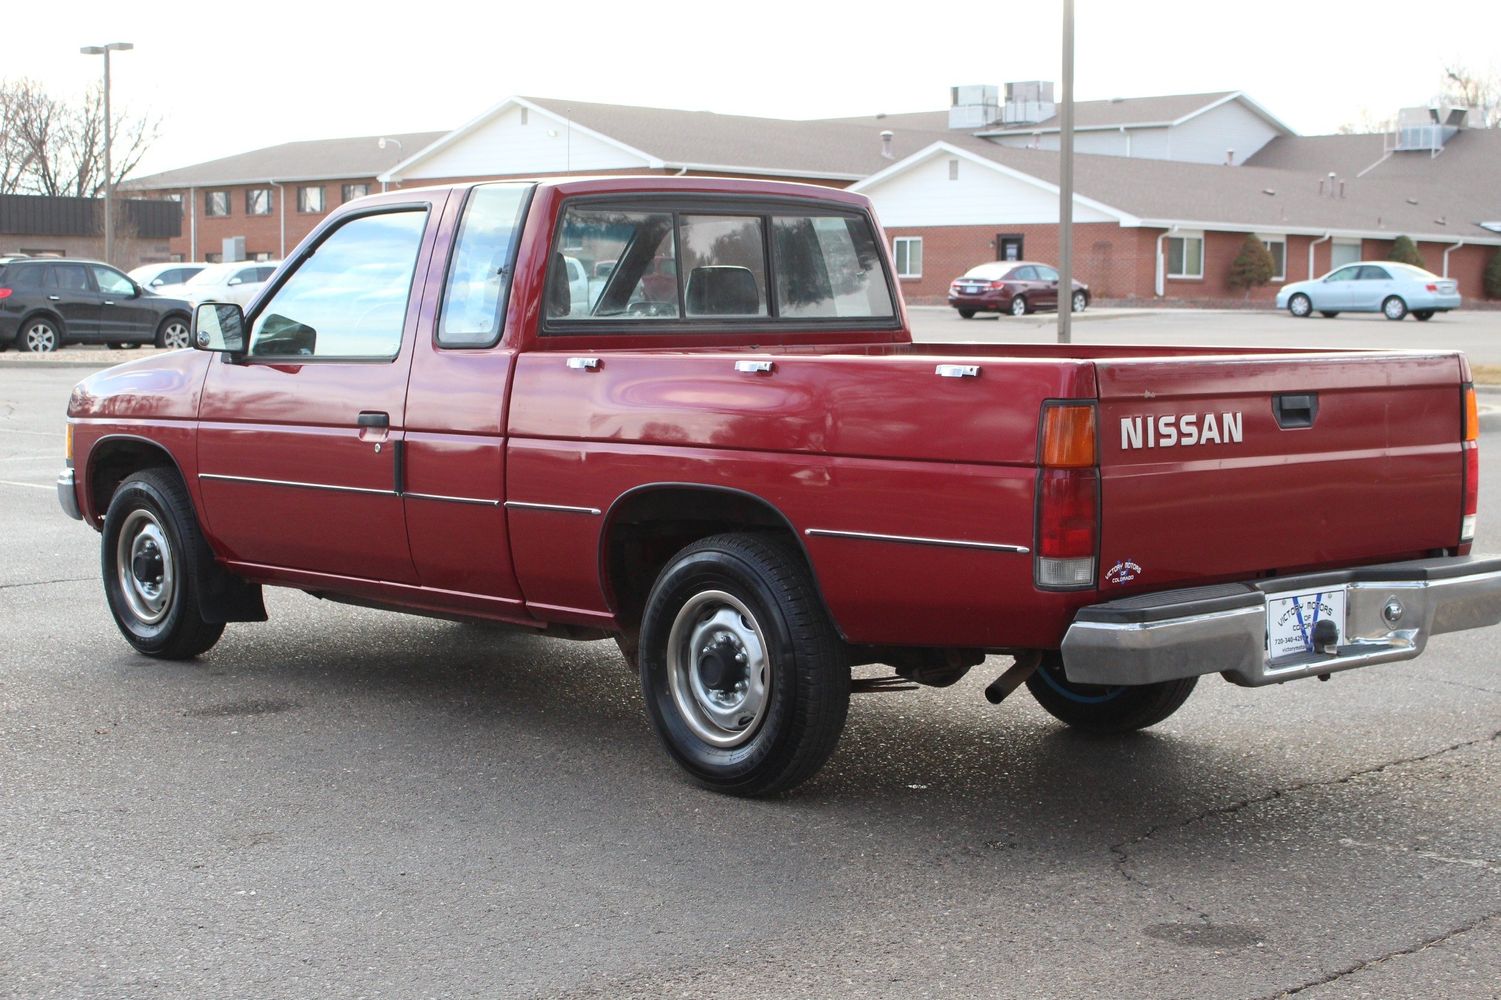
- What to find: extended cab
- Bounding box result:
[59,177,1501,795]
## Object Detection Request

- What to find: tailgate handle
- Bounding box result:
[1273,393,1318,429]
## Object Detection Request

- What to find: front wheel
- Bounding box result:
[101,469,225,659]
[1413,310,1434,321]
[1319,311,1339,318]
[1025,652,1196,733]
[638,533,849,796]
[1382,296,1408,321]
[1010,295,1028,316]
[156,315,192,349]
[1071,290,1087,313]
[957,309,976,319]
[1287,294,1312,318]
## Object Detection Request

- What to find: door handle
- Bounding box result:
[567,357,600,371]
[104,300,115,306]
[1272,394,1318,429]
[357,411,390,428]
[48,295,61,301]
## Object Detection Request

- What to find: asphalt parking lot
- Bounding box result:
[2,328,1499,998]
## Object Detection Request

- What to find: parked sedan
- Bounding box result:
[947,261,1089,318]
[128,261,209,291]
[1276,262,1460,321]
[155,261,279,308]
[0,258,193,352]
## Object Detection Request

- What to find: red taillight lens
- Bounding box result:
[990,280,1007,290]
[1426,283,1438,292]
[1036,402,1100,588]
[0,288,12,300]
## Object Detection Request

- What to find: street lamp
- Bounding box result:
[378,137,403,192]
[80,42,134,267]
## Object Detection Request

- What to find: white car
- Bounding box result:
[1276,262,1461,321]
[127,261,209,291]
[155,261,280,307]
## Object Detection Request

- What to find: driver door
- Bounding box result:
[196,193,448,584]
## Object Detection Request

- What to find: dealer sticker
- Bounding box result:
[1266,589,1347,658]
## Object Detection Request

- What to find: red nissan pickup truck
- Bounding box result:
[58,176,1501,795]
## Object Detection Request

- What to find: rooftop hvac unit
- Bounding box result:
[949,84,1001,129]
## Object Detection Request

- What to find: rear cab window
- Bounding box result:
[541,196,897,336]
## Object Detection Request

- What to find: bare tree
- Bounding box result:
[0,77,159,197]
[1336,108,1396,135]
[1440,63,1500,127]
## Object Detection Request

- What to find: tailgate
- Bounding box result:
[1095,352,1465,591]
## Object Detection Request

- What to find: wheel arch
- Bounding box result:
[598,483,843,640]
[17,308,66,337]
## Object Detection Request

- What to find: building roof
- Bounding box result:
[974,91,1290,135]
[124,131,448,190]
[855,136,1501,245]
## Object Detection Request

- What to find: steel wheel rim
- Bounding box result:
[666,589,771,748]
[1011,296,1026,316]
[115,509,175,625]
[162,321,190,349]
[25,323,56,352]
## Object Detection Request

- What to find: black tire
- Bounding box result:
[101,469,225,659]
[1413,310,1434,321]
[1319,311,1339,318]
[1071,290,1088,313]
[1287,294,1312,318]
[155,314,192,349]
[106,342,142,350]
[1025,652,1196,733]
[1382,296,1408,321]
[957,309,976,319]
[1010,295,1028,317]
[19,315,61,352]
[638,533,849,796]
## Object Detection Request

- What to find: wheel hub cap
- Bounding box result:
[115,509,175,626]
[666,591,770,748]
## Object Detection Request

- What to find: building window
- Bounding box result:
[246,188,273,216]
[342,183,371,203]
[164,192,182,203]
[1258,235,1286,281]
[893,236,923,279]
[1331,239,1362,270]
[253,251,275,262]
[1167,235,1203,279]
[205,191,229,217]
[297,186,325,214]
[205,252,223,263]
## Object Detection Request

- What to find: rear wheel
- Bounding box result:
[101,469,225,659]
[1382,296,1408,321]
[20,317,60,352]
[957,309,976,319]
[1287,294,1312,318]
[1025,652,1196,733]
[1319,311,1339,318]
[1413,310,1434,321]
[638,533,848,796]
[1010,295,1028,316]
[1071,290,1087,313]
[155,315,191,349]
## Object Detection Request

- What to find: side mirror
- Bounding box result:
[193,302,246,354]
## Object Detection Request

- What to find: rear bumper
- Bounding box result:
[1060,555,1501,687]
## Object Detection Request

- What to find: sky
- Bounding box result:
[6,0,1499,178]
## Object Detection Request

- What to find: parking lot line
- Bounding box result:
[0,479,50,490]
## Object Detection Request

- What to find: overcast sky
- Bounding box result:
[7,0,1499,178]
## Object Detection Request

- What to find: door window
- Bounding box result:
[1012,266,1038,281]
[46,264,89,291]
[1326,266,1360,282]
[90,266,135,296]
[1034,265,1059,281]
[248,209,426,359]
[1358,265,1392,280]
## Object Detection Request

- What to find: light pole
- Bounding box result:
[80,41,133,266]
[1056,0,1074,344]
[378,137,403,192]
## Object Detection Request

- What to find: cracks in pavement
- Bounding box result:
[1261,911,1501,999]
[1109,729,1501,922]
[0,577,92,590]
[1433,677,1501,698]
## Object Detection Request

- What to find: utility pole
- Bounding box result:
[80,42,134,266]
[1057,0,1074,344]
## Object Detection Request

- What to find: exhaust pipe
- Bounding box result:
[984,650,1044,705]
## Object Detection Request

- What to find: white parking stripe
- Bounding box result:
[0,479,50,491]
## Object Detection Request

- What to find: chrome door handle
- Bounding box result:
[104,300,115,306]
[735,360,775,374]
[48,295,61,301]
[567,357,600,371]
[936,364,981,378]
[357,411,390,428]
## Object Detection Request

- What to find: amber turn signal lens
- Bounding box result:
[1041,404,1097,468]
[1464,384,1478,443]
[64,422,73,463]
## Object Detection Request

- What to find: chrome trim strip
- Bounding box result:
[504,500,603,516]
[198,473,395,498]
[804,528,1029,554]
[403,492,500,507]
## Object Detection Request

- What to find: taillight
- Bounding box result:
[1462,383,1478,543]
[0,288,12,300]
[990,280,1007,290]
[1426,283,1438,292]
[1036,402,1099,589]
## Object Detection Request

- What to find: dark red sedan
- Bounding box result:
[947,261,1090,318]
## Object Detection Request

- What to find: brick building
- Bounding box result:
[0,194,180,270]
[123,131,444,262]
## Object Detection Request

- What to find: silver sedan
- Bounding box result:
[1275,262,1461,321]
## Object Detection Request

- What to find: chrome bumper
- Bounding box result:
[57,468,82,520]
[1060,556,1501,687]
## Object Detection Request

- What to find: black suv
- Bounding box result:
[0,258,193,352]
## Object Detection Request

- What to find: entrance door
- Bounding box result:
[997,234,1024,261]
[196,195,446,584]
